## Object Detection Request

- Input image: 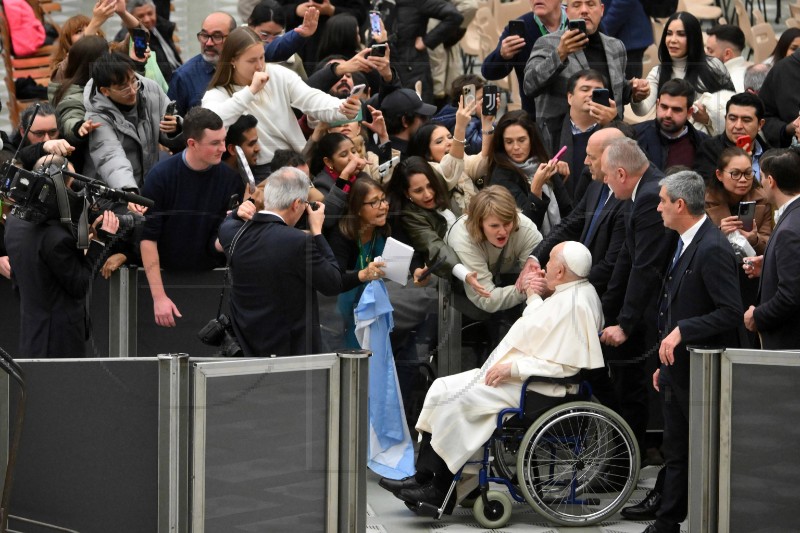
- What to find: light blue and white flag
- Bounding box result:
[355,280,415,479]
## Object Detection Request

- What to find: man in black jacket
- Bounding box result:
[599,137,677,452]
[4,174,120,357]
[743,148,800,349]
[218,167,342,356]
[695,92,769,183]
[635,79,708,173]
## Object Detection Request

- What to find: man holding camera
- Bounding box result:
[218,166,342,357]
[4,171,121,358]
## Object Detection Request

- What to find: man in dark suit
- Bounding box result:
[743,147,800,349]
[644,170,742,533]
[598,138,677,453]
[218,167,342,357]
[5,179,120,358]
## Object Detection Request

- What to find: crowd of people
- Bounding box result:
[1,0,800,531]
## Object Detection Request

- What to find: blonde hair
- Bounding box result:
[465,186,520,243]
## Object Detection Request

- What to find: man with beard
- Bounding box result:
[168,9,318,116]
[634,79,708,173]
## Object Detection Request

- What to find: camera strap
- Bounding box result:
[215,219,253,318]
[50,167,91,249]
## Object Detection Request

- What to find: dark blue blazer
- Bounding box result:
[218,213,342,357]
[754,199,800,349]
[602,164,678,340]
[533,179,626,297]
[657,217,743,387]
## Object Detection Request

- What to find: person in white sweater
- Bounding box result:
[202,26,360,168]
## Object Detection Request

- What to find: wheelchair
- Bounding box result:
[411,374,640,528]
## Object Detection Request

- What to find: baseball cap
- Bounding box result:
[379,88,437,117]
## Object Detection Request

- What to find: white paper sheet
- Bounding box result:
[376,237,414,286]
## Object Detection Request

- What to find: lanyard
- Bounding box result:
[533,9,568,36]
[357,232,378,270]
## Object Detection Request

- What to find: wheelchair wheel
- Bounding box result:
[515,401,639,526]
[473,490,513,529]
[490,425,526,483]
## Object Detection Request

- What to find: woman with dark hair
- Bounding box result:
[310,132,368,232]
[632,11,734,129]
[49,35,110,172]
[385,156,488,297]
[203,27,359,169]
[705,146,773,316]
[408,95,494,212]
[766,27,800,65]
[315,13,362,66]
[325,177,391,347]
[247,0,309,79]
[487,110,571,235]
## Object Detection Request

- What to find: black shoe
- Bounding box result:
[398,483,456,514]
[620,489,661,520]
[379,476,421,494]
[641,526,658,533]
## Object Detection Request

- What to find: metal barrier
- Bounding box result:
[0,352,370,532]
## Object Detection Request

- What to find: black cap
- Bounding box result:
[379,88,437,117]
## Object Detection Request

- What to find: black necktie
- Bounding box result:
[670,238,684,271]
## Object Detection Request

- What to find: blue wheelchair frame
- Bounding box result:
[416,374,593,520]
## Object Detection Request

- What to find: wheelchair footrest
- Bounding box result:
[414,501,443,518]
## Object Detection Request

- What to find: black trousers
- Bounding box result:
[654,372,689,533]
[415,432,455,492]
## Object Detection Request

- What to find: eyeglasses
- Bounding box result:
[29,128,59,138]
[197,31,228,44]
[257,30,284,42]
[109,78,140,96]
[725,168,754,181]
[363,197,389,209]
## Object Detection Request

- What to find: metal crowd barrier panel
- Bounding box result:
[0,352,370,532]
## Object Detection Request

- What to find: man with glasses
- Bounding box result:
[84,53,184,198]
[0,103,75,170]
[695,92,770,183]
[168,8,318,116]
[114,0,182,82]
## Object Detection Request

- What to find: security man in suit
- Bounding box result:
[743,147,800,349]
[218,166,342,357]
[598,137,676,454]
[646,170,742,533]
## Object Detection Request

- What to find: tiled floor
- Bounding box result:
[366,465,688,533]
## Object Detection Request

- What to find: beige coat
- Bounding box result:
[416,279,605,473]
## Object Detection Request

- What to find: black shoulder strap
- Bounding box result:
[214,219,252,319]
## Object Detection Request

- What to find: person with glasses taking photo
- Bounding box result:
[84,52,184,205]
[0,103,75,170]
[168,7,319,117]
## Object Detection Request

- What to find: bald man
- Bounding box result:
[380,242,606,515]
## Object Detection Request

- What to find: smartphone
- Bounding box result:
[370,43,387,57]
[508,19,525,39]
[417,257,446,282]
[463,83,476,108]
[350,83,367,98]
[736,135,752,150]
[592,88,610,107]
[738,201,756,232]
[131,28,149,59]
[568,19,587,34]
[482,85,498,116]
[164,100,177,117]
[369,11,382,37]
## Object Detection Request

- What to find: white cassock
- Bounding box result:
[415,279,606,473]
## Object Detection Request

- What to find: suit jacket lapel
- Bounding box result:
[666,219,712,304]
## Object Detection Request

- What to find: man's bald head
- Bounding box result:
[200,12,237,64]
[585,128,625,181]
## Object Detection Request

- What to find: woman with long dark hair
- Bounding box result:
[766,27,800,65]
[486,110,570,235]
[632,11,734,125]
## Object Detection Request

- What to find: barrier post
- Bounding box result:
[436,278,461,377]
[108,267,138,357]
[158,354,189,533]
[688,346,722,533]
[337,350,370,533]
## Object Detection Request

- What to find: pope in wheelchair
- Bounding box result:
[379,241,639,527]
